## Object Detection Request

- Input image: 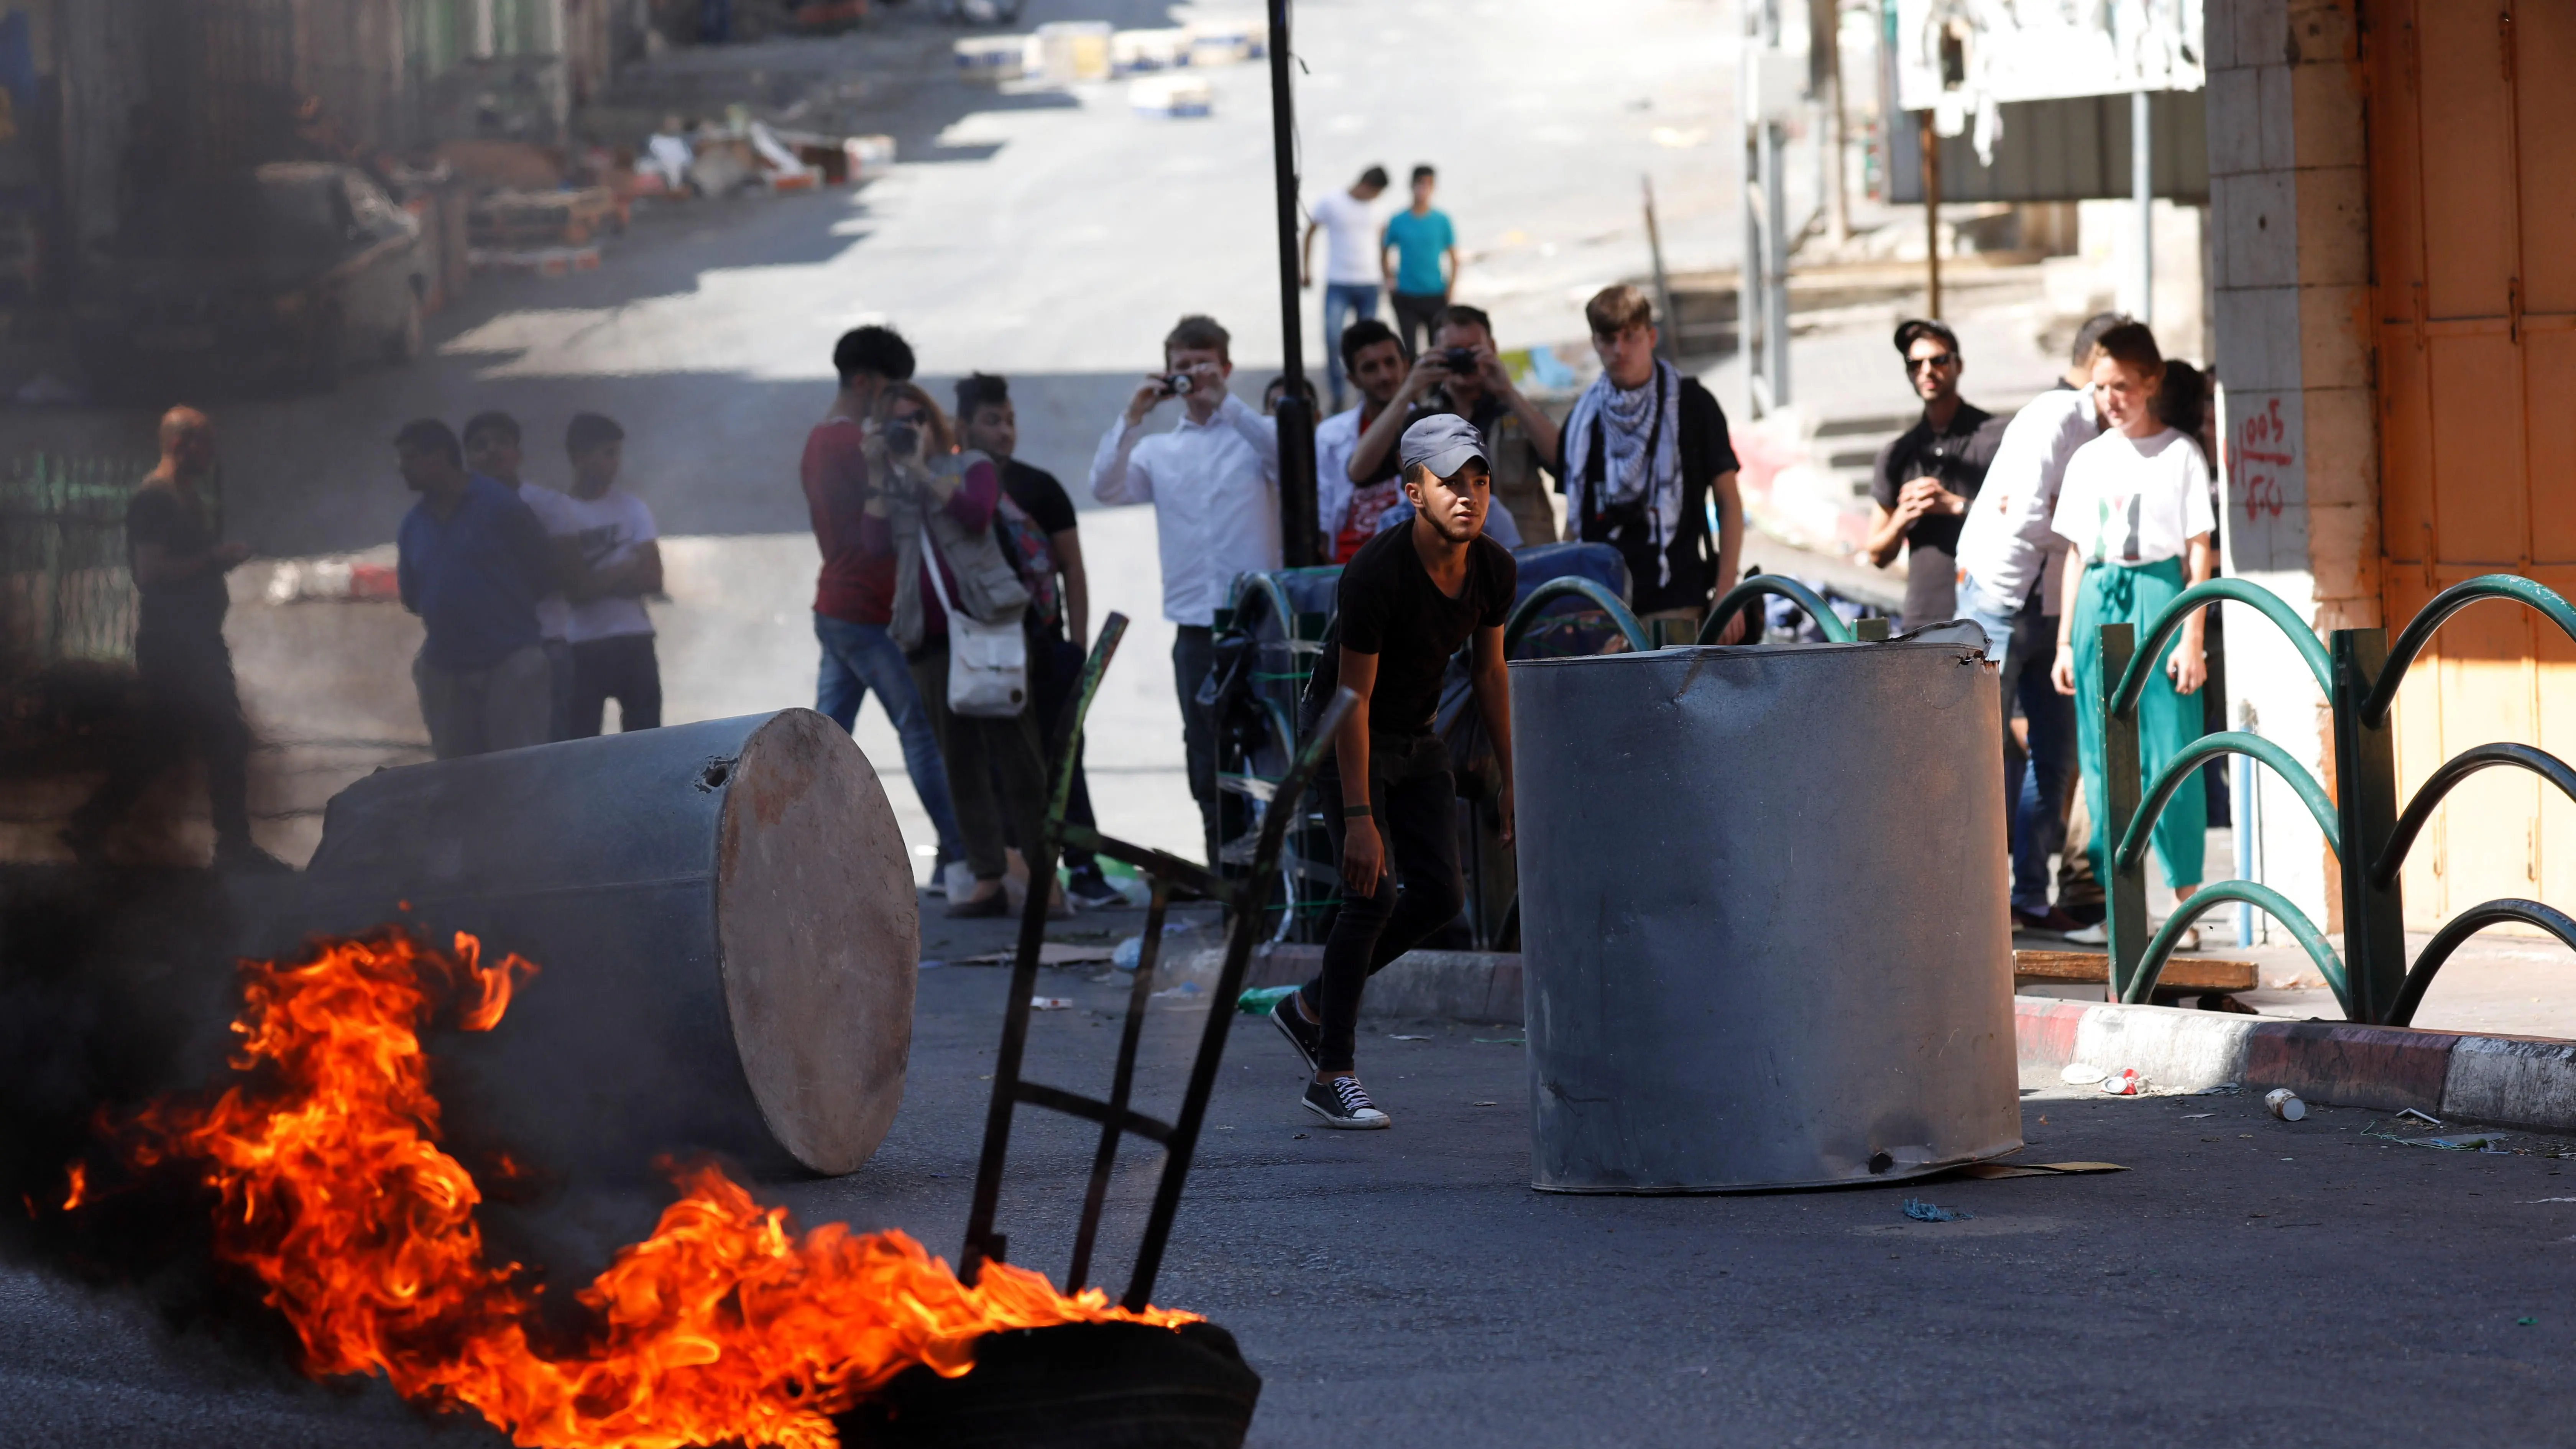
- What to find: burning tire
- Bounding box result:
[838,1321,1263,1449]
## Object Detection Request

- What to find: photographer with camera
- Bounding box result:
[1343,303,1554,549]
[804,325,969,895]
[1089,314,1282,869]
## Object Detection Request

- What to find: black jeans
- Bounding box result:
[1304,733,1463,1074]
[73,631,253,850]
[570,633,663,736]
[1173,624,1221,868]
[1390,290,1448,357]
[1030,632,1099,870]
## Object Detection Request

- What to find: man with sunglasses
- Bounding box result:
[1865,319,2008,629]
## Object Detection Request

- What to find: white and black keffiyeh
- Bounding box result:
[1562,358,1685,585]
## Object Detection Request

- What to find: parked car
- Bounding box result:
[77,162,428,395]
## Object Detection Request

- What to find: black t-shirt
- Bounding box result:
[1311,525,1516,741]
[127,484,228,641]
[1561,376,1740,616]
[1001,458,1078,537]
[1871,402,2007,626]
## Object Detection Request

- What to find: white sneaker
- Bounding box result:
[2064,922,2109,946]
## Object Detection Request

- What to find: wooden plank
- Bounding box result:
[2013,950,2257,992]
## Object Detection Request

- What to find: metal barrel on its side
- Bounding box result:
[1511,641,2020,1192]
[289,709,918,1183]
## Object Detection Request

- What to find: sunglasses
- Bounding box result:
[1907,352,1959,373]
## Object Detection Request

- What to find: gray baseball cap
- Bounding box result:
[1398,413,1490,478]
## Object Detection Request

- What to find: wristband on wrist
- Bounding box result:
[1342,803,1373,820]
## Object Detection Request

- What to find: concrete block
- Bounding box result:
[2299,383,2377,504]
[2206,69,2263,177]
[2214,285,2300,390]
[2284,0,2358,66]
[2244,1022,2453,1112]
[2441,1035,2576,1132]
[2070,1003,2258,1091]
[2203,0,2240,69]
[2221,171,2298,291]
[2295,165,2371,287]
[2235,0,2289,68]
[2258,63,2298,174]
[1363,950,1520,1023]
[2290,58,2365,170]
[2014,996,2090,1070]
[2298,285,2373,391]
[2306,501,2378,599]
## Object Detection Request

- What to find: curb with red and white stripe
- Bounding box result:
[2015,996,2576,1132]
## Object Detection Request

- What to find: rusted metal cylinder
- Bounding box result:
[289,710,917,1180]
[1512,641,2021,1192]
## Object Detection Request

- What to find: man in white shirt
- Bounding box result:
[1090,314,1282,868]
[1952,311,2123,932]
[1302,165,1389,413]
[464,411,581,740]
[554,412,664,736]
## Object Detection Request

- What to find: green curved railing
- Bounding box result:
[2111,578,2332,720]
[1699,573,1855,646]
[2385,899,2576,1028]
[2124,881,2349,1016]
[2362,574,2576,728]
[1230,571,1300,640]
[1502,575,1654,656]
[2116,731,2340,872]
[2372,743,2576,890]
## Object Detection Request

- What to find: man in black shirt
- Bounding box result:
[1560,285,1745,641]
[1273,415,1517,1128]
[65,407,280,870]
[1867,318,2009,629]
[956,373,1120,909]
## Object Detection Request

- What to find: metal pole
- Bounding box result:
[2132,87,2153,326]
[1920,109,1941,319]
[1266,0,1319,567]
[1643,175,1680,365]
[1740,11,1766,418]
[1763,122,1791,406]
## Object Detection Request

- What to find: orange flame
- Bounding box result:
[91,930,1193,1449]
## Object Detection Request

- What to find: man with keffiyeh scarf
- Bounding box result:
[1560,285,1746,642]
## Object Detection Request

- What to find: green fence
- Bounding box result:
[0,456,161,671]
[2100,573,2576,1024]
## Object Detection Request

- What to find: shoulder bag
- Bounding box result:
[920,525,1029,719]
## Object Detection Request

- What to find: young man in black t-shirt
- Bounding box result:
[1273,414,1518,1128]
[1866,318,2008,629]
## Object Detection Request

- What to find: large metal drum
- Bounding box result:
[1513,641,2019,1192]
[290,710,917,1180]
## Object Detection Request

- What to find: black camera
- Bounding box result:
[1160,373,1196,397]
[884,422,920,456]
[1442,347,1481,374]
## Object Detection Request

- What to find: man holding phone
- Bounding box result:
[1089,314,1282,869]
[1271,414,1516,1128]
[1344,303,1557,548]
[1866,319,2008,629]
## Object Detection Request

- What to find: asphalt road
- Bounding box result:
[7,919,2576,1448]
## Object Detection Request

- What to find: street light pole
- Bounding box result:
[1267,0,1320,568]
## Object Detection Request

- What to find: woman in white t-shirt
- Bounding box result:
[2048,323,2216,933]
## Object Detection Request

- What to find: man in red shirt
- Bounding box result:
[805,325,966,887]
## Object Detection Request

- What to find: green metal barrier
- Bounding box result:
[2098,571,2576,1024]
[1699,573,1855,646]
[1502,575,1653,656]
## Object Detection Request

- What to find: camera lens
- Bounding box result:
[1163,373,1194,396]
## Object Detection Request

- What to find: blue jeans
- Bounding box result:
[815,613,964,862]
[1321,282,1380,411]
[1964,572,2077,913]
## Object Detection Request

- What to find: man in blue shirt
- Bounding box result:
[1380,164,1458,356]
[394,419,556,759]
